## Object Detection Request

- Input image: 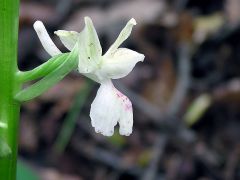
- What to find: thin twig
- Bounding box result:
[224,145,240,180]
[141,42,192,180]
[141,135,167,180]
[167,42,191,115]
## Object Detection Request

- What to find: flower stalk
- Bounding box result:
[0,0,78,178]
[0,0,21,179]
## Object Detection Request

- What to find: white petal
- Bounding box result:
[90,81,120,136]
[77,17,102,73]
[101,48,144,79]
[54,30,79,50]
[33,21,61,56]
[104,18,137,57]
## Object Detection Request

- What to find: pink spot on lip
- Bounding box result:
[125,102,132,111]
[116,91,124,98]
[113,86,132,111]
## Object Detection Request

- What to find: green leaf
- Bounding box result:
[17,160,40,180]
[184,94,212,126]
[15,46,78,102]
[53,80,94,154]
[0,137,12,157]
[108,130,126,147]
[137,150,152,167]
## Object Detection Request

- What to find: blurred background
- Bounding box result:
[18,0,240,179]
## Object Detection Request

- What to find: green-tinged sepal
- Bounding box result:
[55,17,103,74]
[15,45,79,102]
[77,17,102,73]
[54,30,79,51]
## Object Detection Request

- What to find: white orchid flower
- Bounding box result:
[33,17,145,136]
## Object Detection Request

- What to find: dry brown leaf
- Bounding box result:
[19,114,39,153]
[63,0,166,32]
[41,168,82,180]
[20,2,56,25]
[142,58,176,112]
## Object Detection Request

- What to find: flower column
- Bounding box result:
[0,0,21,179]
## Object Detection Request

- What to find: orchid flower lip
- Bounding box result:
[33,20,62,56]
[90,80,133,136]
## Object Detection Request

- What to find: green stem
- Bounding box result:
[0,0,20,179]
[17,53,70,83]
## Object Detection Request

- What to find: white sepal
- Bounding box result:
[77,17,102,73]
[104,18,137,57]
